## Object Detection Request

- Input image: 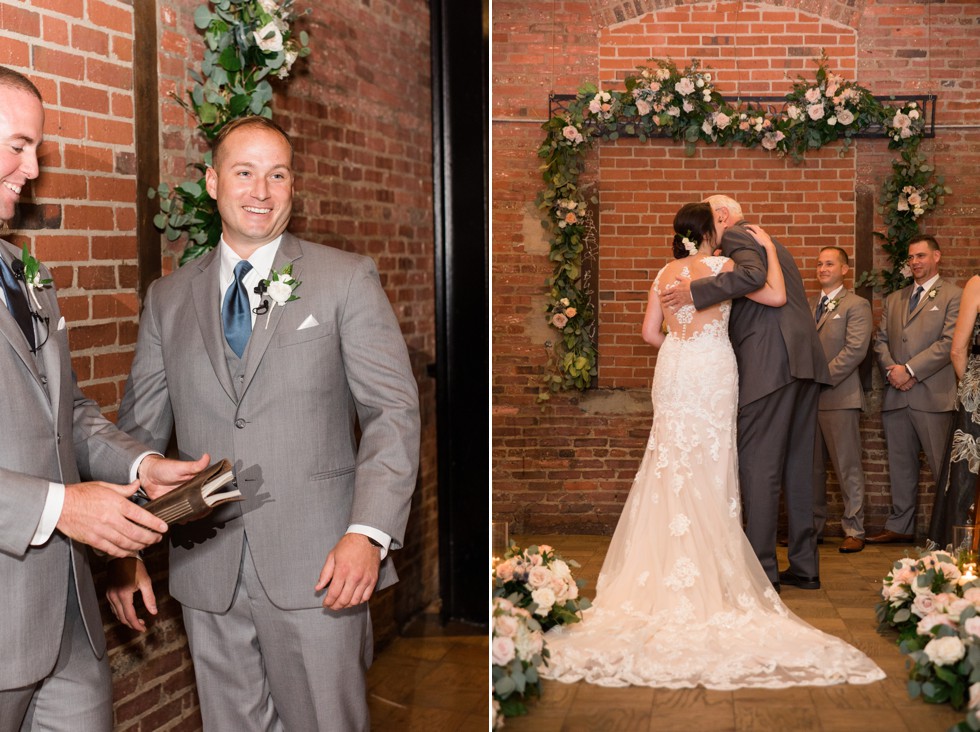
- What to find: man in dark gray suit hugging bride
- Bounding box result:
[661,195,831,592]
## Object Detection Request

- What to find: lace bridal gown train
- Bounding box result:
[543,257,885,689]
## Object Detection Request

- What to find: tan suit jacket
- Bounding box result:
[874,277,961,413]
[811,289,872,411]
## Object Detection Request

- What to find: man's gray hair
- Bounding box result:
[706,195,743,221]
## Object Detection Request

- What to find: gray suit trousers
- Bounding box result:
[182,539,373,732]
[0,576,111,732]
[882,407,956,536]
[813,409,866,538]
[738,379,821,583]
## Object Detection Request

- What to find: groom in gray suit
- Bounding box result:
[662,195,830,591]
[0,66,209,731]
[107,116,420,731]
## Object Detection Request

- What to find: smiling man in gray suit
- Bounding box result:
[868,236,960,544]
[107,116,420,731]
[0,66,209,732]
[661,195,831,592]
[810,246,873,553]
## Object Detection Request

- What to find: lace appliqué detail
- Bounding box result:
[950,430,980,474]
[664,557,700,590]
[669,513,691,536]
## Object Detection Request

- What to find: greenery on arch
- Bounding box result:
[536,56,949,400]
[150,0,311,264]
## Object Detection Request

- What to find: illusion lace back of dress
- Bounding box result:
[541,256,885,690]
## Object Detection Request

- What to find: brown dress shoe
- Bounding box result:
[865,530,914,544]
[839,536,865,553]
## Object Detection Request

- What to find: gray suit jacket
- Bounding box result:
[811,289,872,411]
[117,233,420,612]
[690,220,830,406]
[0,239,145,689]
[874,277,961,413]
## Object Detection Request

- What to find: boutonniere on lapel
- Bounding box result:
[825,296,843,313]
[252,264,301,328]
[13,244,52,313]
[928,287,939,300]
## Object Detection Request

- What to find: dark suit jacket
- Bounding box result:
[690,220,830,406]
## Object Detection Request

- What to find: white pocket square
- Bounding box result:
[832,313,841,319]
[57,316,65,331]
[297,315,318,330]
[930,305,940,312]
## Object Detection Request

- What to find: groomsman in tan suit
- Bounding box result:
[868,236,961,544]
[810,247,872,553]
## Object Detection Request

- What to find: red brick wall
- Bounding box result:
[492,1,980,537]
[3,1,436,729]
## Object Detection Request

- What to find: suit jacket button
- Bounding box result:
[235,418,246,429]
[40,375,47,385]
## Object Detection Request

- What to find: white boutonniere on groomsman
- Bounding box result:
[928,287,938,300]
[825,296,843,313]
[256,263,301,328]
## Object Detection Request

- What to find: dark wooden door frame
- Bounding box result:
[431,0,489,626]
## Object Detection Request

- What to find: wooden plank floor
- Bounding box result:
[501,533,963,732]
[368,609,489,730]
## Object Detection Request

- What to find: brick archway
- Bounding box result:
[587,0,865,30]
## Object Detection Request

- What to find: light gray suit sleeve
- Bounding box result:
[338,258,420,551]
[874,291,897,374]
[117,278,175,453]
[827,297,872,387]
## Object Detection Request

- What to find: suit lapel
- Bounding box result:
[191,249,238,402]
[905,279,940,327]
[0,245,44,388]
[240,234,303,395]
[816,289,846,331]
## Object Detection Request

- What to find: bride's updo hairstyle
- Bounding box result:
[672,202,716,260]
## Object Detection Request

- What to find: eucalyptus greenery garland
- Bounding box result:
[150,0,310,264]
[537,56,949,399]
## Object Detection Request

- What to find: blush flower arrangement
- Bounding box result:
[493,543,591,632]
[491,543,591,725]
[877,549,980,727]
[491,596,546,728]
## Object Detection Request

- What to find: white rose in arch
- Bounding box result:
[258,0,280,13]
[491,636,516,665]
[254,21,284,53]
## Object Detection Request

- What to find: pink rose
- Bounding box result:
[495,559,515,582]
[565,307,577,318]
[805,87,822,104]
[807,103,825,121]
[912,593,937,617]
[492,636,516,665]
[495,614,518,638]
[527,565,551,588]
[551,313,568,329]
[964,616,980,638]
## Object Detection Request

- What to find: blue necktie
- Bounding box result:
[815,295,828,323]
[223,261,253,358]
[908,285,923,313]
[0,259,34,350]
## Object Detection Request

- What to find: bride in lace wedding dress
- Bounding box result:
[543,203,885,689]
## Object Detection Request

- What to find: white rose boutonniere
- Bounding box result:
[258,263,301,328]
[928,288,938,300]
[825,296,842,313]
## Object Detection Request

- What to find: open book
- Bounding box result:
[144,459,241,525]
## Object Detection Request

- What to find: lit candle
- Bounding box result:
[960,563,977,585]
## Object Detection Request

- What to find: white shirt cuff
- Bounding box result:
[130,451,162,484]
[31,482,65,546]
[346,524,391,560]
[905,363,916,378]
